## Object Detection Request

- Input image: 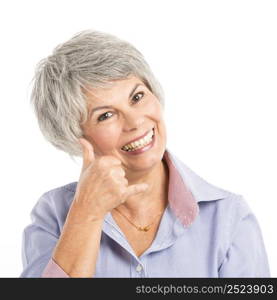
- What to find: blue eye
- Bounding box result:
[97,111,113,122]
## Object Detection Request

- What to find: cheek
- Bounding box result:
[149,100,166,135]
[146,98,163,121]
[92,128,121,150]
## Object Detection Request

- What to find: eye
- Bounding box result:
[96,92,144,122]
[97,111,113,122]
[132,91,144,103]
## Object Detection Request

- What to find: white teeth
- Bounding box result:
[121,129,154,151]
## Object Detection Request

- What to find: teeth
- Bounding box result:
[121,129,154,151]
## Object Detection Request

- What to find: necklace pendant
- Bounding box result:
[138,226,150,232]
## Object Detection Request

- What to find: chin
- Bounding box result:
[124,147,165,172]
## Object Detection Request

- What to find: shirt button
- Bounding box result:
[136,264,143,273]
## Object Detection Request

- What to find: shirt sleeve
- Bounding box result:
[218,197,270,277]
[41,258,69,278]
[20,191,70,278]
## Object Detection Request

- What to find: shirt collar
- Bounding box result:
[164,148,230,227]
[100,148,231,257]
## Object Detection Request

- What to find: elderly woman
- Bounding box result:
[21,30,270,278]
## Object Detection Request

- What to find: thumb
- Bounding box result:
[78,138,95,170]
[123,183,149,200]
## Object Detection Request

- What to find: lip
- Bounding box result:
[120,129,155,155]
[121,128,154,149]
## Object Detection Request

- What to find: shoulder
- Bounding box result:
[39,181,78,210]
[44,181,78,195]
[166,149,254,229]
[199,193,253,238]
[39,182,77,204]
[30,182,78,232]
[168,149,252,214]
[200,190,252,218]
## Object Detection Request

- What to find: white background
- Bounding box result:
[0,0,276,277]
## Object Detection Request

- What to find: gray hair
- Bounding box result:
[30,29,164,157]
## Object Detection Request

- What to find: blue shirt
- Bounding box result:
[20,149,270,277]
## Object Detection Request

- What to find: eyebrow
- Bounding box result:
[89,83,142,117]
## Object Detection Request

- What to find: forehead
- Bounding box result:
[84,76,145,105]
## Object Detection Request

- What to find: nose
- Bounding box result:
[122,110,145,132]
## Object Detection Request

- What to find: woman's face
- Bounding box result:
[81,76,167,173]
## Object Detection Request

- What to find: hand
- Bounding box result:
[68,138,149,224]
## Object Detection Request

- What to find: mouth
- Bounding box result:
[121,128,155,152]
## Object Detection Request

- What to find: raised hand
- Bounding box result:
[68,138,149,224]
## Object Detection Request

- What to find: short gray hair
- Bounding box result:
[30,29,164,157]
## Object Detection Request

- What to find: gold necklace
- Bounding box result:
[114,208,164,232]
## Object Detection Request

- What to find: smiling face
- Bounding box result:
[81,76,167,175]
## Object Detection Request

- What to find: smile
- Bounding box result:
[121,128,154,152]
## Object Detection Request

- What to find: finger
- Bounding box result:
[78,138,95,169]
[111,176,128,187]
[98,156,122,168]
[109,168,127,185]
[109,167,125,178]
[122,183,149,201]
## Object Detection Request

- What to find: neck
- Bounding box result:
[115,158,169,221]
